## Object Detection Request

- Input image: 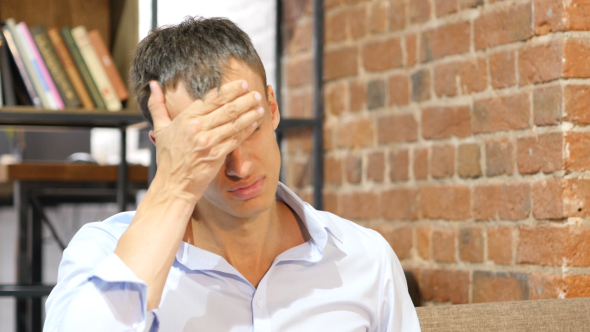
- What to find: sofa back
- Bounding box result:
[416,298,590,332]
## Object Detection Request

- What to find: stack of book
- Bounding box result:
[0,18,128,111]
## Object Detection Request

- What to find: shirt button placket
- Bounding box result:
[252,280,271,332]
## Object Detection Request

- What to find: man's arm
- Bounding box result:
[115,80,264,311]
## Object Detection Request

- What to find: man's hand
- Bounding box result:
[147,80,264,203]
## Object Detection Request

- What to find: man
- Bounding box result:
[44,17,420,331]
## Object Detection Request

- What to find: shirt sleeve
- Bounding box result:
[44,221,157,332]
[378,243,422,332]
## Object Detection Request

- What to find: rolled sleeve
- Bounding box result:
[44,215,156,332]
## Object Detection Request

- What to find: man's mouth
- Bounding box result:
[227,177,265,200]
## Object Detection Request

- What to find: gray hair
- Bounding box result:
[130,16,267,126]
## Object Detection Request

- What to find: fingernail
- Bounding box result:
[254,92,262,101]
[149,81,158,91]
[251,121,258,128]
[258,107,264,115]
[241,81,248,90]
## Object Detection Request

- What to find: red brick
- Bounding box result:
[381,188,419,220]
[369,2,388,34]
[431,144,455,179]
[345,154,362,184]
[516,226,566,266]
[367,152,385,182]
[324,155,343,185]
[458,144,481,178]
[474,3,533,50]
[459,0,481,9]
[411,69,431,102]
[460,57,487,94]
[432,228,457,262]
[388,74,410,106]
[408,0,431,24]
[287,57,312,87]
[533,179,565,220]
[324,0,341,9]
[564,227,590,267]
[405,33,417,67]
[323,124,333,151]
[417,227,430,259]
[434,61,459,97]
[325,83,347,115]
[486,138,515,177]
[342,0,369,6]
[373,226,413,259]
[323,191,340,215]
[414,148,429,180]
[336,118,375,148]
[473,184,500,221]
[490,51,516,89]
[421,22,471,62]
[325,10,348,43]
[349,80,366,112]
[472,94,530,134]
[459,227,483,263]
[530,273,566,300]
[488,227,513,265]
[341,191,381,220]
[564,85,590,124]
[565,133,590,171]
[534,85,562,126]
[473,271,529,303]
[519,40,563,86]
[285,128,313,153]
[435,0,458,16]
[377,114,418,144]
[499,183,531,221]
[568,0,590,31]
[534,0,566,35]
[363,38,402,72]
[563,179,590,218]
[324,47,358,81]
[517,133,563,174]
[390,1,406,31]
[422,106,471,139]
[564,275,590,298]
[288,89,313,118]
[564,39,590,78]
[287,158,312,188]
[421,185,471,220]
[390,150,409,182]
[348,6,367,39]
[288,21,312,55]
[420,269,469,304]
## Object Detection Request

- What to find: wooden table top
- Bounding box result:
[0,163,148,183]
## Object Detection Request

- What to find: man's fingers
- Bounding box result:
[202,124,257,162]
[193,108,262,149]
[195,80,251,115]
[202,91,263,129]
[147,81,171,132]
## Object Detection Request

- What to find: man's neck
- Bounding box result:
[183,199,309,287]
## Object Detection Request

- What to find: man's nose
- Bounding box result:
[225,146,252,178]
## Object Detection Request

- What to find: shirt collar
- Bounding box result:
[175,182,343,271]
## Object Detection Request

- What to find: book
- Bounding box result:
[61,26,106,109]
[71,26,121,111]
[0,32,17,106]
[47,27,94,109]
[88,29,128,102]
[2,26,41,107]
[4,19,47,108]
[16,21,63,109]
[30,25,81,108]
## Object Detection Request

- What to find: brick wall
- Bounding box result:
[281,0,590,304]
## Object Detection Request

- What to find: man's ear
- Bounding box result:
[266,85,280,130]
[149,130,156,145]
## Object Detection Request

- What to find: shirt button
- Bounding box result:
[256,299,264,308]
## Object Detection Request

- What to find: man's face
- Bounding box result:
[164,58,282,218]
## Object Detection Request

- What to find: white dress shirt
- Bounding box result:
[44,183,421,332]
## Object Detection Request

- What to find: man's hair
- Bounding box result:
[130,16,267,126]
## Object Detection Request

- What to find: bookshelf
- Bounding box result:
[0,1,141,332]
